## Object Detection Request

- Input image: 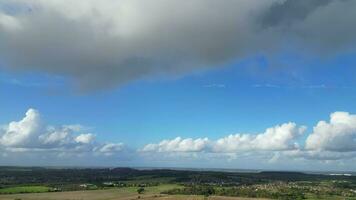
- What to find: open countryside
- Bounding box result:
[0,167,356,200]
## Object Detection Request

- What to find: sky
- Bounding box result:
[1,0,356,171]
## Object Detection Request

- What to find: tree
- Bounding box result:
[137,187,145,194]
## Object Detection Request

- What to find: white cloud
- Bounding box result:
[306,112,356,152]
[39,127,71,146]
[284,149,356,161]
[142,137,209,153]
[75,133,95,144]
[142,123,306,153]
[0,108,124,157]
[0,108,42,147]
[214,123,306,152]
[0,109,83,149]
[142,112,356,162]
[95,143,125,156]
[3,109,356,167]
[63,124,86,132]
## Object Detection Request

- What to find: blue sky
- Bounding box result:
[1,0,356,170]
[2,54,356,146]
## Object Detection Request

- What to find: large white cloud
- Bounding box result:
[141,123,306,153]
[3,109,356,166]
[1,0,356,90]
[0,108,124,156]
[0,108,42,147]
[141,114,356,163]
[306,112,356,152]
[213,123,306,152]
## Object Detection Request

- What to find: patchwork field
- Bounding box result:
[0,185,268,200]
[1,167,356,200]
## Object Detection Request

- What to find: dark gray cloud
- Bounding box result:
[262,0,356,51]
[0,0,355,91]
[261,0,333,27]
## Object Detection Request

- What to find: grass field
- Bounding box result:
[1,184,355,200]
[0,186,51,194]
[0,185,268,200]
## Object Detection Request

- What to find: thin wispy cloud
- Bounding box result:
[0,74,66,89]
[0,77,42,88]
[203,84,226,89]
[252,84,353,90]
[252,84,281,89]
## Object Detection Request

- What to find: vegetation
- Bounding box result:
[137,187,145,194]
[0,186,50,194]
[0,167,355,199]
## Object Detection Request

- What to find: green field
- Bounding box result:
[0,186,51,194]
[1,184,356,200]
[0,185,268,200]
[0,184,183,199]
[1,167,356,199]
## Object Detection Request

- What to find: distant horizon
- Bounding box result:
[1,165,356,174]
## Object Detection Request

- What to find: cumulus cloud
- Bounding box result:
[75,133,95,144]
[3,109,356,166]
[142,123,306,153]
[0,109,87,149]
[1,0,355,90]
[0,108,42,147]
[306,112,356,152]
[141,114,356,162]
[285,149,356,161]
[141,137,210,153]
[0,108,124,156]
[213,123,306,152]
[39,128,72,146]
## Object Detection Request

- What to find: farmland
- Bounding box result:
[0,185,268,200]
[0,167,356,199]
[0,186,51,194]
